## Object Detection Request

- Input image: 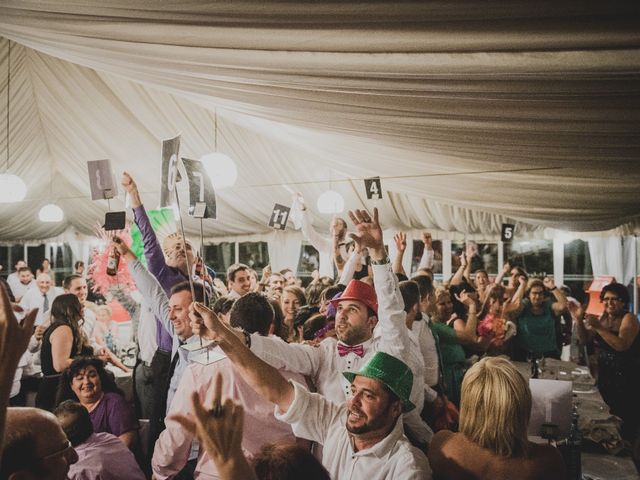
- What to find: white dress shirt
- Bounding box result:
[8,277,35,302]
[251,263,432,444]
[408,317,440,403]
[276,381,431,480]
[129,258,198,413]
[20,286,62,326]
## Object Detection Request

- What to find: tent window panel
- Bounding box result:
[564,240,593,278]
[239,242,269,275]
[504,240,553,278]
[411,240,443,275]
[204,243,235,283]
[8,244,23,275]
[297,243,319,279]
[563,239,593,305]
[451,241,498,275]
[27,244,46,275]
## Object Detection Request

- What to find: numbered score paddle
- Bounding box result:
[181,158,217,219]
[364,176,383,200]
[501,223,515,242]
[269,204,291,230]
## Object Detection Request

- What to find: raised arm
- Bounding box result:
[567,302,595,344]
[450,253,467,287]
[332,234,347,275]
[296,193,332,255]
[169,374,256,480]
[112,237,172,335]
[543,277,567,315]
[453,291,480,346]
[338,247,361,286]
[349,208,411,358]
[0,284,36,455]
[586,312,639,352]
[418,233,435,271]
[189,303,295,413]
[494,261,510,286]
[121,171,167,275]
[392,232,407,277]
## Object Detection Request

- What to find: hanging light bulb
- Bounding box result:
[200,152,238,189]
[0,173,27,203]
[39,203,64,222]
[317,190,344,214]
[1,40,27,203]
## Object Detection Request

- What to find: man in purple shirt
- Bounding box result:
[122,171,210,464]
[55,400,145,480]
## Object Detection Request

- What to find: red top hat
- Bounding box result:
[330,279,378,314]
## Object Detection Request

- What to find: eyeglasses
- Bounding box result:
[601,297,621,303]
[39,440,74,462]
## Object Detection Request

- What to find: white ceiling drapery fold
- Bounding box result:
[0,2,638,241]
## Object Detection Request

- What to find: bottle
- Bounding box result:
[106,246,120,276]
[564,401,582,479]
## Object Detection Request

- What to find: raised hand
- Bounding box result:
[543,276,556,291]
[112,235,134,260]
[566,300,584,320]
[503,261,511,275]
[454,290,475,309]
[121,171,142,207]
[189,302,227,342]
[121,171,138,194]
[347,208,384,259]
[393,232,407,253]
[169,374,253,479]
[0,284,36,371]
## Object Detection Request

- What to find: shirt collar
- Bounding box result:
[350,416,405,460]
[337,337,374,350]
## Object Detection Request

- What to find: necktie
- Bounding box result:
[337,343,364,357]
[42,293,49,313]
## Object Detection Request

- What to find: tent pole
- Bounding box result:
[635,235,638,317]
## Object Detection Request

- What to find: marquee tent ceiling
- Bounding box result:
[0,1,639,242]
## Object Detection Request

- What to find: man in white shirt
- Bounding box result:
[153,292,303,480]
[20,273,61,326]
[197,208,433,447]
[399,280,440,403]
[6,259,27,295]
[10,266,35,303]
[188,302,431,480]
[226,263,252,299]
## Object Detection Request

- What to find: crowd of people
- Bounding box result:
[0,173,638,479]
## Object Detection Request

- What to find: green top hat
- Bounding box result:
[343,351,415,412]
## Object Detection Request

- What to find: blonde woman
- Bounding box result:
[428,357,565,479]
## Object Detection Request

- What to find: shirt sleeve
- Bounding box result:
[338,251,361,285]
[430,321,457,343]
[128,259,173,336]
[152,367,197,479]
[133,204,169,277]
[300,209,332,255]
[418,247,435,271]
[372,263,411,362]
[105,393,138,437]
[250,334,324,377]
[274,380,343,445]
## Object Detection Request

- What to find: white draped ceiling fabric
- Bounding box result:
[0,2,639,243]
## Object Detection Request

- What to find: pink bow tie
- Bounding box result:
[337,344,364,357]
